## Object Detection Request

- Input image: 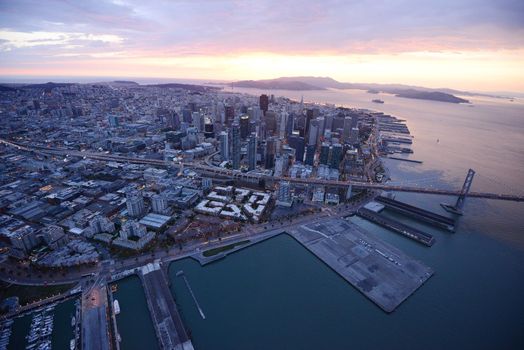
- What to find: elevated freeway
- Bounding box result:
[2,139,523,202]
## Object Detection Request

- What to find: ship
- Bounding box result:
[113,300,120,315]
[372,99,384,104]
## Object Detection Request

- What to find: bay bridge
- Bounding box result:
[2,139,524,210]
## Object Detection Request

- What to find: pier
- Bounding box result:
[375,196,455,232]
[357,208,435,246]
[387,156,423,164]
[81,283,111,350]
[139,263,193,350]
[288,218,433,313]
[177,271,206,319]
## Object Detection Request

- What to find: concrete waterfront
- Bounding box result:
[288,218,433,312]
[139,263,193,350]
[81,281,111,350]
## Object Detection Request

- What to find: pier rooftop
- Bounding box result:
[288,218,433,312]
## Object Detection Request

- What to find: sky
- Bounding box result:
[1,0,523,92]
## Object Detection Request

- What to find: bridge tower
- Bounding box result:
[441,169,475,215]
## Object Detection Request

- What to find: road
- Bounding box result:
[2,138,523,201]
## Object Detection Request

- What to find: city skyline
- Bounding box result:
[1,0,524,92]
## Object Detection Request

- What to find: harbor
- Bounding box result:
[0,299,77,350]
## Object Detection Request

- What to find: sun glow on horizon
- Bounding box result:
[2,50,523,93]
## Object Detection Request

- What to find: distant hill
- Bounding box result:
[394,89,469,103]
[233,79,325,90]
[20,82,73,89]
[0,85,17,92]
[146,83,220,93]
[232,76,475,103]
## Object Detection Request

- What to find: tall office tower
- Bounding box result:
[350,114,359,129]
[219,131,229,161]
[151,194,168,214]
[166,112,180,129]
[274,156,285,176]
[188,102,197,112]
[240,115,250,139]
[316,116,325,143]
[249,120,257,135]
[204,122,214,139]
[324,114,334,132]
[330,143,343,169]
[350,127,359,145]
[285,113,295,137]
[126,190,145,218]
[259,121,266,139]
[332,115,345,134]
[182,108,192,123]
[186,127,199,148]
[305,144,316,166]
[343,116,352,143]
[276,181,293,207]
[288,134,306,163]
[247,132,257,171]
[305,108,315,143]
[279,112,288,139]
[265,137,277,169]
[225,104,235,125]
[259,94,269,115]
[248,106,262,122]
[265,111,277,136]
[308,119,319,147]
[192,112,203,131]
[320,142,331,165]
[231,123,241,169]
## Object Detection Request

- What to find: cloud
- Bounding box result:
[0,30,123,51]
[0,0,523,91]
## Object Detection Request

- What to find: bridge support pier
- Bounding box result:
[441,169,475,215]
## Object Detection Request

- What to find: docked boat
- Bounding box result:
[113,300,120,315]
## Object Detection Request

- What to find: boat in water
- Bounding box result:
[113,300,120,315]
[372,99,384,104]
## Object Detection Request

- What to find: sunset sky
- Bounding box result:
[1,0,523,92]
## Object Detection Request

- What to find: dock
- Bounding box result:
[375,196,455,232]
[139,263,193,350]
[288,218,433,313]
[177,271,206,319]
[81,283,111,350]
[357,208,435,246]
[387,156,423,164]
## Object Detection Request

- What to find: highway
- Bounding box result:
[2,138,523,202]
